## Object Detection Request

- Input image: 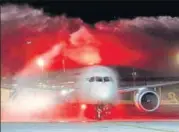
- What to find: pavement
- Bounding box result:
[1,121,179,132]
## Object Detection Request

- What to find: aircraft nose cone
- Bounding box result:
[92,85,117,103]
[98,87,111,99]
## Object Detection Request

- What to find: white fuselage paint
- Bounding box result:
[75,65,119,104]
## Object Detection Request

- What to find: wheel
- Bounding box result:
[95,104,114,120]
[96,105,103,120]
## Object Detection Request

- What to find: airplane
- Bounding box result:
[8,65,179,120]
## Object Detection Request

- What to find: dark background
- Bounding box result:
[1,1,178,24]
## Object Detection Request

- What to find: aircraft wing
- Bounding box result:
[118,81,179,93]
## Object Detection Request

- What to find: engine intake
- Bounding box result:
[134,89,160,112]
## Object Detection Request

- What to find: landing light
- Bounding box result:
[60,89,68,96]
[81,104,87,110]
[36,57,45,68]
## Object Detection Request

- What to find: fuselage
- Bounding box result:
[75,65,119,104]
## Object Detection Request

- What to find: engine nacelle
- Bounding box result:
[134,88,160,112]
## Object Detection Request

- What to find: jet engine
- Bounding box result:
[134,88,160,112]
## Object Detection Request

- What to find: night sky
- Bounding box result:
[9,1,179,23]
[1,1,179,77]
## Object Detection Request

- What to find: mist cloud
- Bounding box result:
[96,17,179,44]
[1,4,179,76]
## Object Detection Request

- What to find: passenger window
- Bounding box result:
[96,76,103,82]
[89,77,95,82]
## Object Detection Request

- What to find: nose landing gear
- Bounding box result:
[95,104,113,120]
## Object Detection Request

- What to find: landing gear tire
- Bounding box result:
[96,104,103,120]
[95,104,113,120]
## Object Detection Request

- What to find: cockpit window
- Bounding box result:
[89,77,95,82]
[88,76,112,82]
[104,76,111,82]
[95,76,103,82]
